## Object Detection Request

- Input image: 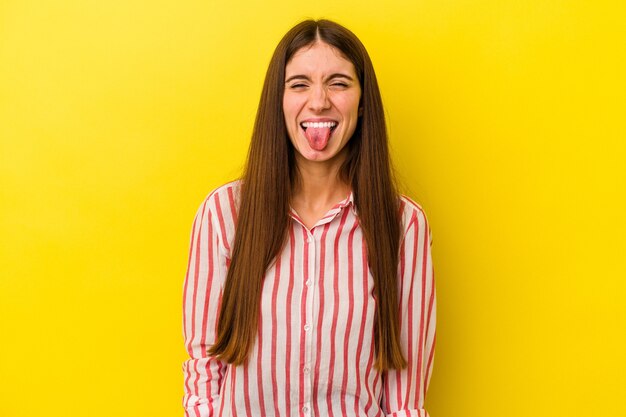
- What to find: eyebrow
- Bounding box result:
[284,73,355,84]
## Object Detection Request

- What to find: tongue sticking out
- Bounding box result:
[304,126,332,151]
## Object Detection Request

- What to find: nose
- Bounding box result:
[307,85,331,112]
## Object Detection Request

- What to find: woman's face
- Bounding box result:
[283,41,362,164]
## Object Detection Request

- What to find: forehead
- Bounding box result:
[285,41,356,76]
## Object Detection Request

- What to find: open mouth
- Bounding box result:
[299,121,338,151]
[300,121,338,132]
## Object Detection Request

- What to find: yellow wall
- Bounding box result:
[1,1,624,416]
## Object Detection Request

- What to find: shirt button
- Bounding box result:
[304,324,311,332]
[305,279,312,286]
[302,405,309,413]
[303,367,310,374]
[307,236,313,243]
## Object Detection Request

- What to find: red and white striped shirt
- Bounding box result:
[182,180,436,417]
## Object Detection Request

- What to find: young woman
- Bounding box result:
[182,19,436,417]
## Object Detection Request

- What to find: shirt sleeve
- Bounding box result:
[381,209,437,417]
[182,198,228,417]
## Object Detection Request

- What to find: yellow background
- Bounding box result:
[1,1,624,416]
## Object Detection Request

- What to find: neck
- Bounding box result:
[291,149,351,210]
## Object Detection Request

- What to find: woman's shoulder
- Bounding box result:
[192,179,242,228]
[398,193,432,241]
[191,180,242,255]
[398,193,426,215]
[197,179,242,212]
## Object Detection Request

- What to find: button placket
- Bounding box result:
[302,229,316,410]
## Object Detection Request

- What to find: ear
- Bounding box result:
[358,106,363,116]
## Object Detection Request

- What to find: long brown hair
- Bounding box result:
[208,19,406,371]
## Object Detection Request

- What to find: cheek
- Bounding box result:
[336,95,361,118]
[283,94,304,119]
[282,96,292,119]
[282,101,290,119]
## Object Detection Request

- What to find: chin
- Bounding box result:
[305,149,345,163]
[300,151,330,161]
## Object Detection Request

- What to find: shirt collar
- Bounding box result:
[287,190,357,229]
[338,190,357,215]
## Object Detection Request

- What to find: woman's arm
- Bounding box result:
[182,196,228,417]
[381,205,437,417]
